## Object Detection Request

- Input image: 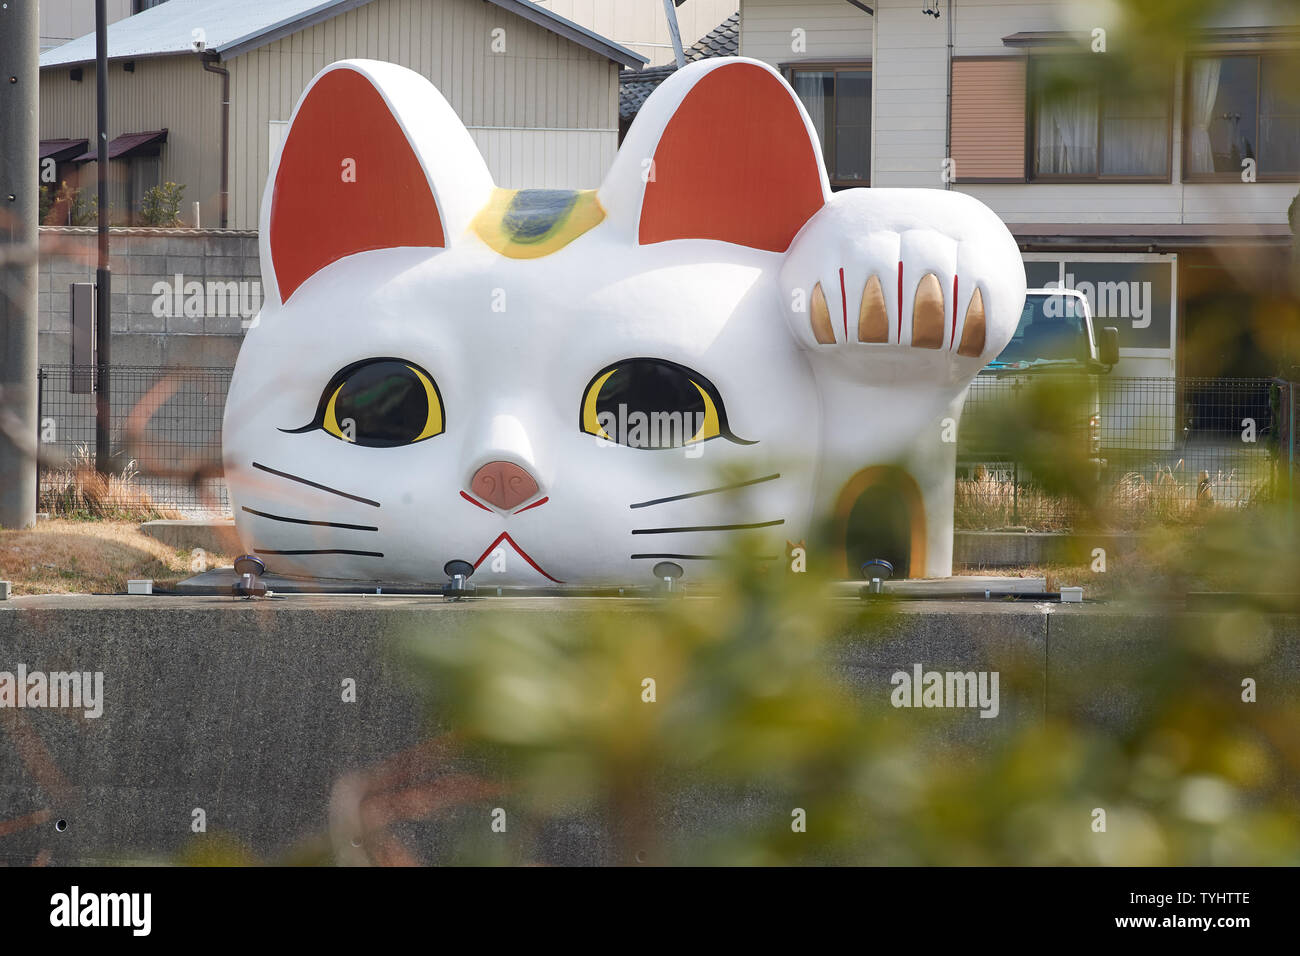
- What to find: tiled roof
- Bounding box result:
[687,11,739,62]
[619,12,739,121]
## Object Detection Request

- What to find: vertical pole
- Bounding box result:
[0,0,39,530]
[94,0,113,474]
[662,0,686,68]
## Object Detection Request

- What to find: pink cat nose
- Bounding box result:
[469,460,539,511]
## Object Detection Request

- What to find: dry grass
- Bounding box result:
[955,461,1269,532]
[0,519,232,596]
[37,444,183,522]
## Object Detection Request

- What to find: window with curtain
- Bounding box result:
[789,66,871,187]
[1029,56,1170,180]
[1185,53,1300,179]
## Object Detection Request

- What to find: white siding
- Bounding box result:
[536,0,738,66]
[468,127,618,188]
[740,0,872,64]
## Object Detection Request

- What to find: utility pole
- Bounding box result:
[94,0,112,474]
[662,0,686,68]
[0,0,39,530]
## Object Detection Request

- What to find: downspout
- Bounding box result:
[200,53,230,229]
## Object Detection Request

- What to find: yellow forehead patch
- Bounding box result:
[471,187,606,259]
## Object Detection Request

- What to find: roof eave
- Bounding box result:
[485,0,647,69]
[214,0,379,60]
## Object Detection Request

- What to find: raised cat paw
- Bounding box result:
[778,187,1024,366]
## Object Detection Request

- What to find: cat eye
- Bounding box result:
[286,358,444,447]
[579,358,751,448]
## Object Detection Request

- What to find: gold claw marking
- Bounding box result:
[957,286,986,357]
[858,274,888,343]
[810,282,835,344]
[911,272,944,349]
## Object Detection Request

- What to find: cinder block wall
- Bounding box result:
[38,226,260,369]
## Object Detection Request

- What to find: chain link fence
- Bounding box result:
[37,365,232,515]
[34,366,1298,527]
[958,375,1295,529]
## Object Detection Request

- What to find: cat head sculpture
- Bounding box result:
[222,57,1025,587]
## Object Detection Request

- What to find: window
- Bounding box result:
[789,65,871,187]
[1184,53,1300,180]
[1029,56,1171,181]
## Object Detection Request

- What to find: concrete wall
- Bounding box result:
[0,595,1295,864]
[37,227,255,369]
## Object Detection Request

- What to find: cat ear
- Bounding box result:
[263,60,493,303]
[599,58,829,253]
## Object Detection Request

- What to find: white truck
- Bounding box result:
[960,288,1120,476]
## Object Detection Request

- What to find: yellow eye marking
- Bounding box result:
[408,364,444,440]
[581,367,618,440]
[322,383,349,441]
[472,188,606,260]
[321,367,443,444]
[688,381,721,444]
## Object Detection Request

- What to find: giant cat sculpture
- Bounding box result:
[222,57,1025,587]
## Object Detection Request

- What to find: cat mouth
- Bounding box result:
[471,531,563,584]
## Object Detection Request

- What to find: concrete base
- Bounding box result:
[146,519,1143,574]
[954,530,1143,568]
[1,594,1296,864]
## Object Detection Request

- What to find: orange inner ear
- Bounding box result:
[270,68,444,303]
[639,63,826,252]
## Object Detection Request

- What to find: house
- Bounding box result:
[537,0,738,66]
[38,0,647,229]
[738,0,1300,378]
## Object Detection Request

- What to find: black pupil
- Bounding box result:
[596,361,705,448]
[334,362,428,446]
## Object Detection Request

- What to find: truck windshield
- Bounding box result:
[992,294,1089,364]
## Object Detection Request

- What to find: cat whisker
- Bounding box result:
[631,519,785,535]
[242,506,378,531]
[628,473,781,510]
[255,548,385,557]
[630,553,780,561]
[252,461,381,507]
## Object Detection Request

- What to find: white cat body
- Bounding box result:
[223,57,1025,586]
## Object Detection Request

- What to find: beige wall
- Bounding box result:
[38,55,223,226]
[227,0,620,227]
[537,0,738,66]
[39,0,131,51]
[739,0,872,64]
